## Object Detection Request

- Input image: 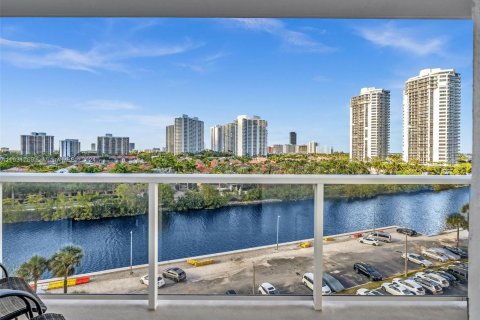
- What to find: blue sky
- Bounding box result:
[0,18,473,153]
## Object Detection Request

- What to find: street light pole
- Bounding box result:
[276,215,280,250]
[130,230,133,275]
[404,233,408,277]
[373,211,376,233]
[252,263,256,295]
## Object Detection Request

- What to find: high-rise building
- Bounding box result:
[59,139,81,159]
[283,144,296,154]
[289,132,297,145]
[165,125,175,153]
[222,122,237,154]
[91,143,96,152]
[20,132,54,155]
[236,115,268,157]
[350,87,390,161]
[129,143,135,152]
[167,115,204,155]
[296,144,308,154]
[97,133,130,156]
[403,69,461,164]
[307,141,318,154]
[210,125,223,152]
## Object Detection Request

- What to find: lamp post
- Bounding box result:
[276,215,281,250]
[130,230,133,275]
[404,233,408,277]
[252,263,256,295]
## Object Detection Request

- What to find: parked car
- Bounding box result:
[392,278,425,295]
[402,253,433,267]
[425,270,457,283]
[429,247,460,260]
[258,282,277,295]
[422,249,449,262]
[443,246,468,258]
[396,228,418,236]
[302,273,332,294]
[359,236,381,246]
[353,263,383,281]
[369,231,392,243]
[415,272,449,288]
[356,288,384,296]
[322,272,345,293]
[162,267,187,282]
[445,265,468,281]
[225,289,237,295]
[453,261,468,270]
[381,283,414,296]
[140,274,166,288]
[412,276,443,294]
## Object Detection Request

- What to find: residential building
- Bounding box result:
[283,144,296,154]
[165,125,175,153]
[20,132,54,155]
[97,134,130,156]
[167,115,204,155]
[403,68,461,164]
[307,141,318,154]
[350,87,390,161]
[0,147,9,153]
[270,144,284,154]
[289,132,297,145]
[296,144,308,154]
[210,125,223,152]
[222,122,237,154]
[236,115,268,157]
[59,139,81,159]
[129,143,135,152]
[90,143,96,152]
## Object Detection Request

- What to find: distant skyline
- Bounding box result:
[0,18,473,152]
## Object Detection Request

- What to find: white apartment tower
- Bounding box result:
[59,139,81,159]
[236,115,268,157]
[350,87,390,161]
[210,125,223,152]
[403,69,461,164]
[97,134,130,156]
[172,115,204,155]
[166,125,175,153]
[222,122,237,154]
[20,132,54,155]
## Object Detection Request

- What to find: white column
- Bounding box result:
[0,183,2,264]
[313,184,324,311]
[470,1,480,318]
[148,183,159,310]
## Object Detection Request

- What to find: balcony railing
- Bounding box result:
[0,173,472,311]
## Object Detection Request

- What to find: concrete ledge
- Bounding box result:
[45,299,467,320]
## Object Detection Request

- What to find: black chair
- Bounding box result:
[0,263,47,315]
[0,289,65,320]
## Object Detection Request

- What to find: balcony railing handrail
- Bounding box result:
[0,173,472,185]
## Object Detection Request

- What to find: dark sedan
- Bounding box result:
[353,262,383,281]
[396,228,418,236]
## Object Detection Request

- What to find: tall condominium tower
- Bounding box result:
[20,132,54,155]
[59,139,81,159]
[165,125,175,153]
[222,122,237,154]
[172,115,204,154]
[210,125,223,152]
[289,132,297,145]
[403,69,461,164]
[350,87,390,161]
[97,133,130,156]
[236,115,268,157]
[307,141,318,154]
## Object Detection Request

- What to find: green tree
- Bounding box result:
[445,213,468,248]
[16,255,48,293]
[159,184,175,210]
[48,245,84,293]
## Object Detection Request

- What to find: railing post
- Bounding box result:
[148,183,158,310]
[313,183,324,311]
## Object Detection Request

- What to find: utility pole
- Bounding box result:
[276,215,281,250]
[373,211,376,233]
[130,230,134,275]
[252,263,256,295]
[404,233,408,277]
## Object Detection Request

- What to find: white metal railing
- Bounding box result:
[0,173,472,311]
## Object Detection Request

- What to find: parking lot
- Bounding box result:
[50,228,468,296]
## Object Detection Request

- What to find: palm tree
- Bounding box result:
[445,213,469,248]
[48,245,84,293]
[16,255,48,293]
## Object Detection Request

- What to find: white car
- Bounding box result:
[140,274,166,288]
[381,283,415,296]
[402,253,434,267]
[356,288,384,296]
[392,278,425,295]
[413,276,443,295]
[302,273,332,295]
[258,282,277,295]
[359,237,381,246]
[422,249,449,262]
[415,272,449,288]
[430,247,461,260]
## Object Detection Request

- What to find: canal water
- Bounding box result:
[3,187,469,275]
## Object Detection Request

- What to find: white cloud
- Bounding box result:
[95,114,174,128]
[0,37,198,73]
[228,18,334,53]
[355,23,447,56]
[176,51,227,73]
[80,100,140,111]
